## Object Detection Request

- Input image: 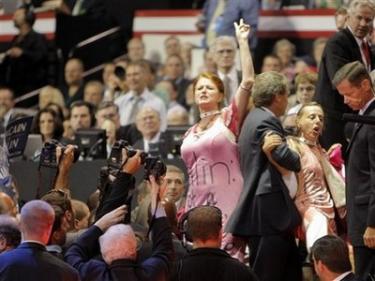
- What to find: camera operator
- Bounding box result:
[65,174,174,281]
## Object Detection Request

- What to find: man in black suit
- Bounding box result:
[315,0,375,150]
[226,71,302,281]
[172,206,259,281]
[333,61,375,281]
[311,235,359,281]
[0,200,80,281]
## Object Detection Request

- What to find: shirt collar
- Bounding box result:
[333,271,352,281]
[22,240,46,246]
[218,66,237,81]
[261,106,276,117]
[129,88,149,100]
[359,97,375,115]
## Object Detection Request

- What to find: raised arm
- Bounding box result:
[234,19,255,126]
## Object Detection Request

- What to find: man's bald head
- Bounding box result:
[20,200,55,244]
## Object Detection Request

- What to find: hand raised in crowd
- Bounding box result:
[234,18,251,42]
[121,149,142,174]
[56,145,77,174]
[94,204,127,232]
[148,175,167,212]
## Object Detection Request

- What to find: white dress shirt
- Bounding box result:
[218,66,239,102]
[115,88,167,131]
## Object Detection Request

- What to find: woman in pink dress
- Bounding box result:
[180,19,254,256]
[263,102,345,251]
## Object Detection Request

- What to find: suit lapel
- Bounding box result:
[346,100,375,155]
[343,28,363,64]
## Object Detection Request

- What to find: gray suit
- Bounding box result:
[226,107,302,281]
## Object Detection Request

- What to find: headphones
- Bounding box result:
[177,205,222,245]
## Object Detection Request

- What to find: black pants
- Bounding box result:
[354,246,375,281]
[249,234,302,281]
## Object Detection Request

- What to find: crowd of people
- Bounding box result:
[1,0,375,280]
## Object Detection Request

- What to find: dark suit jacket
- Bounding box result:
[346,101,375,247]
[171,248,258,281]
[116,124,142,145]
[342,272,360,281]
[65,217,173,281]
[315,28,375,147]
[0,242,80,281]
[226,107,301,236]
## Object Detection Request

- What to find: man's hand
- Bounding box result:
[364,226,375,249]
[94,205,127,232]
[122,149,142,174]
[262,132,282,155]
[7,47,23,58]
[56,145,76,174]
[148,175,167,212]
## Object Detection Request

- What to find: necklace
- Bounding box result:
[299,136,317,147]
[200,110,221,119]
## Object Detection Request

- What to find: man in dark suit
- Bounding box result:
[334,61,375,281]
[0,200,80,281]
[226,71,302,281]
[172,206,259,281]
[311,235,359,281]
[315,0,375,150]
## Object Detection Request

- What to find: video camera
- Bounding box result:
[108,140,166,182]
[39,140,80,168]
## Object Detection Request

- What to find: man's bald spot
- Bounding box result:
[21,200,54,235]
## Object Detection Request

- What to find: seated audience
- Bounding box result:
[84,80,104,107]
[0,214,20,254]
[164,35,182,57]
[134,107,167,156]
[0,5,48,106]
[172,206,259,281]
[115,61,167,130]
[283,72,318,132]
[0,87,15,133]
[95,101,141,145]
[167,107,189,126]
[273,39,297,82]
[163,54,191,107]
[301,37,328,72]
[32,108,64,143]
[60,58,85,107]
[311,235,358,281]
[62,101,95,142]
[38,86,65,112]
[261,54,283,73]
[127,38,146,62]
[101,119,117,156]
[0,200,80,281]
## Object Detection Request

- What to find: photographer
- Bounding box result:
[64,175,174,281]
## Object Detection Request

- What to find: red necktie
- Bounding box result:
[361,40,371,68]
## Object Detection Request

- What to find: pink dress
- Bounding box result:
[181,103,243,251]
[294,142,336,249]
